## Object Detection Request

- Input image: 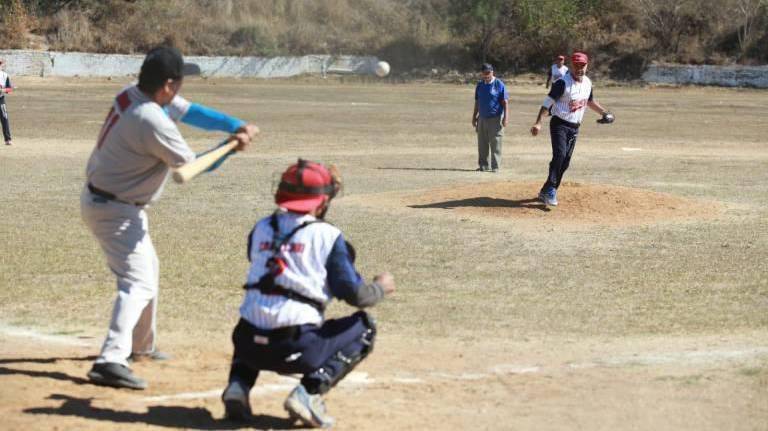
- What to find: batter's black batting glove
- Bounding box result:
[597,112,615,124]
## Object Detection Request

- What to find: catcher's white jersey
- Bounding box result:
[240,211,342,329]
[85,85,195,204]
[545,73,592,125]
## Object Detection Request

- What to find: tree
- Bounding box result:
[448,0,515,63]
[732,0,767,57]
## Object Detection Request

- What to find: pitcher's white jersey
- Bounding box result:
[543,73,593,125]
[240,211,342,329]
[85,85,195,204]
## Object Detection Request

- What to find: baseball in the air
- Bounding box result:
[375,61,390,77]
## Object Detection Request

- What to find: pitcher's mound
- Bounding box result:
[407,182,721,227]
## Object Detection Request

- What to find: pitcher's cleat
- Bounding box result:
[222,380,252,421]
[88,362,147,390]
[539,187,558,206]
[284,384,335,428]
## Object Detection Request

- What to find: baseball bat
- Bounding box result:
[172,138,238,184]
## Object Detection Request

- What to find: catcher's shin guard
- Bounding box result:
[301,312,376,394]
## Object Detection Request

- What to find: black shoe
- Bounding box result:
[476,166,489,172]
[222,380,252,422]
[128,350,170,363]
[88,362,148,390]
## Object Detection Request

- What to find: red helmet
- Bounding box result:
[571,52,589,65]
[275,159,340,213]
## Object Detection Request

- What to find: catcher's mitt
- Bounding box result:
[597,112,615,124]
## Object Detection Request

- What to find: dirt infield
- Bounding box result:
[401,181,724,227]
[0,78,766,430]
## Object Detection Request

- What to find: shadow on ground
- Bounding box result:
[25,394,298,430]
[0,355,98,386]
[409,196,549,212]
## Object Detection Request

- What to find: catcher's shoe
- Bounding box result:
[222,380,252,422]
[284,384,335,428]
[128,350,170,363]
[87,362,147,390]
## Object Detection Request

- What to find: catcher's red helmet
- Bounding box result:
[275,159,340,213]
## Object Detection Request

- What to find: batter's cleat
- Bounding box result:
[222,380,252,422]
[87,362,147,390]
[284,384,335,428]
[4,141,11,146]
[128,350,170,363]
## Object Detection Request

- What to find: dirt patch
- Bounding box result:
[404,181,722,227]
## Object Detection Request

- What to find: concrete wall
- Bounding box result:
[642,64,768,88]
[0,50,379,78]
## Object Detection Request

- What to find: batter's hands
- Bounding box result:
[374,272,396,295]
[233,124,259,152]
[530,123,541,136]
[502,117,508,128]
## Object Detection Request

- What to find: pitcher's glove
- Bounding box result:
[597,112,615,124]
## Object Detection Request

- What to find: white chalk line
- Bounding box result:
[0,323,95,347]
[622,147,642,151]
[3,324,766,403]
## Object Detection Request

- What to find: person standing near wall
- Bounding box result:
[0,58,14,146]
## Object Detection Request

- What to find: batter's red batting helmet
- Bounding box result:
[571,52,589,65]
[275,159,340,213]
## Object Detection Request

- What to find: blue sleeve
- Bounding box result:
[500,81,509,101]
[181,103,245,133]
[548,79,565,100]
[326,234,364,299]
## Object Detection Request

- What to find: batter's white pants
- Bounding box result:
[81,188,159,367]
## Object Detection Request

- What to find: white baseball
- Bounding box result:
[375,61,390,77]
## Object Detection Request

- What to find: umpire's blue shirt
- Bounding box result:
[475,78,508,118]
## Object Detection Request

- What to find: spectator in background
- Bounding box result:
[546,55,568,88]
[0,58,14,145]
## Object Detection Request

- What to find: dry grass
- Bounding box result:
[0,77,766,429]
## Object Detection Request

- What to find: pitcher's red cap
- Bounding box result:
[572,52,589,65]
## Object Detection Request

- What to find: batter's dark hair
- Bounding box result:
[137,46,184,94]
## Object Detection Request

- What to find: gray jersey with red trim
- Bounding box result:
[85,85,195,204]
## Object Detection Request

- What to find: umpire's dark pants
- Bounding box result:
[227,311,374,395]
[0,98,11,142]
[544,116,579,191]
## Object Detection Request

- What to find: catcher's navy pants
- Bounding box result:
[0,98,11,142]
[227,311,375,395]
[543,116,579,191]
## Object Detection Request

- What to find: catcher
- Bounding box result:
[221,159,395,428]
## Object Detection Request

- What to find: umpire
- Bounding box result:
[472,63,508,172]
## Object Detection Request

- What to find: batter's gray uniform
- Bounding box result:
[81,84,194,367]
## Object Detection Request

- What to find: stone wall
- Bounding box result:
[642,64,768,88]
[0,50,379,78]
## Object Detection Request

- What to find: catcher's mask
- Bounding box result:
[275,159,341,214]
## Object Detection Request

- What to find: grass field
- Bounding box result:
[0,77,766,430]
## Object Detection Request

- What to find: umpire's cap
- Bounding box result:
[139,46,200,89]
[275,159,341,213]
